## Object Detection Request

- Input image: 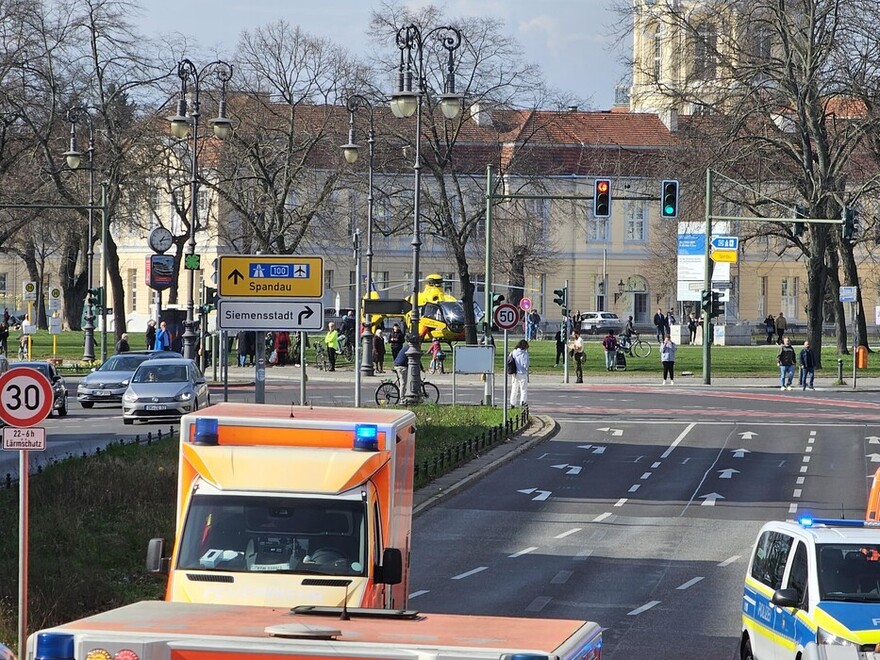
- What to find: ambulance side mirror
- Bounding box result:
[376,548,402,585]
[146,537,170,574]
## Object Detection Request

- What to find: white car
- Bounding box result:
[579,311,622,335]
[741,517,880,659]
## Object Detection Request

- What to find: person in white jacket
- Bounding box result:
[660,335,677,385]
[509,339,530,407]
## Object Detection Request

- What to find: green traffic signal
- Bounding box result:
[661,180,679,218]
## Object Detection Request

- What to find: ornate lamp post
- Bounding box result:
[168,58,233,360]
[341,94,376,377]
[390,23,462,404]
[63,107,96,362]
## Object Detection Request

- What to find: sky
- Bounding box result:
[134,0,630,109]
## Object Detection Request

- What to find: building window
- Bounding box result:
[694,23,717,80]
[197,189,208,212]
[587,203,609,242]
[652,28,663,81]
[781,277,799,321]
[128,269,138,311]
[443,273,455,295]
[0,273,7,295]
[753,26,772,61]
[374,271,389,294]
[325,269,333,293]
[624,201,646,242]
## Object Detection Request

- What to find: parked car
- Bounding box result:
[122,358,210,425]
[15,360,68,416]
[77,350,182,408]
[579,311,623,335]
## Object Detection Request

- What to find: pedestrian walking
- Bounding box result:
[687,312,698,344]
[660,335,677,385]
[324,322,340,371]
[775,312,787,344]
[373,328,386,373]
[115,333,130,354]
[665,309,676,332]
[763,315,776,345]
[568,328,584,383]
[389,323,405,360]
[153,320,171,351]
[0,322,8,356]
[799,340,816,390]
[653,307,666,342]
[274,331,291,366]
[145,319,156,350]
[526,309,541,341]
[602,329,618,371]
[777,336,797,390]
[554,325,566,367]
[508,339,530,407]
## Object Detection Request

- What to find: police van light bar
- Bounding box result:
[798,517,880,529]
[354,424,379,451]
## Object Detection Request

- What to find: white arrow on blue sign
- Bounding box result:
[710,236,739,250]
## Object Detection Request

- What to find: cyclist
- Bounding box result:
[339,310,356,351]
[393,340,409,392]
[619,315,638,352]
[428,338,444,373]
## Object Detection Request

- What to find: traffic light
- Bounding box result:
[701,289,711,316]
[491,292,505,311]
[660,179,679,218]
[710,291,725,318]
[793,205,807,237]
[87,287,104,310]
[553,287,568,314]
[843,207,859,241]
[204,286,217,312]
[593,178,611,218]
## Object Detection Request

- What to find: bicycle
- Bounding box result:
[428,351,446,375]
[313,341,329,371]
[534,327,545,341]
[375,375,440,406]
[617,334,652,358]
[338,333,355,362]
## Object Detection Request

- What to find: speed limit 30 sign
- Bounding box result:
[493,302,521,331]
[0,367,54,427]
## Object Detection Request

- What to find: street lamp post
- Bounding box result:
[168,58,233,361]
[390,23,462,404]
[341,94,376,378]
[63,107,96,362]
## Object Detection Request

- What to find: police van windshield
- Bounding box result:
[177,495,367,577]
[818,543,880,601]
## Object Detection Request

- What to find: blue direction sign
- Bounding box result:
[711,236,739,250]
[839,286,858,303]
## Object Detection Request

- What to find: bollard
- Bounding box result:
[147,431,153,443]
[837,358,844,383]
[158,429,163,440]
[422,460,429,477]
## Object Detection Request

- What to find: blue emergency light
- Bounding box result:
[34,632,75,660]
[193,417,219,445]
[353,424,379,451]
[799,517,871,528]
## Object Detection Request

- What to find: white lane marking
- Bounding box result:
[551,570,573,584]
[677,576,704,590]
[537,453,549,460]
[806,446,813,453]
[789,503,798,514]
[718,555,741,567]
[574,548,593,561]
[641,472,652,480]
[778,461,787,468]
[803,456,811,463]
[526,596,552,612]
[793,489,802,498]
[796,477,805,485]
[682,457,691,464]
[628,484,641,493]
[652,462,661,468]
[555,528,582,539]
[800,466,808,473]
[627,600,661,616]
[634,456,645,463]
[810,430,816,436]
[408,590,430,599]
[509,547,538,558]
[661,422,696,459]
[808,437,815,444]
[593,513,612,523]
[614,498,627,507]
[452,566,488,580]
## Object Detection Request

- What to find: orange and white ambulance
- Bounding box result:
[146,403,416,610]
[27,600,603,659]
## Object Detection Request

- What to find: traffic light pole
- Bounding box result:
[703,170,714,385]
[563,280,570,384]
[484,165,494,405]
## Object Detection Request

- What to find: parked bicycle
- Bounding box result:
[338,332,355,362]
[375,375,440,406]
[313,341,329,371]
[617,334,652,358]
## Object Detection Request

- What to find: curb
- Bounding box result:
[412,414,559,517]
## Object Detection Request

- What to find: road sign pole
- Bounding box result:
[704,169,714,385]
[563,279,569,385]
[18,449,28,659]
[853,300,858,390]
[255,346,266,404]
[503,329,509,428]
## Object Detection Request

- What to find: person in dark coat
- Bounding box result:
[799,340,816,390]
[388,323,405,360]
[373,328,387,373]
[554,326,566,367]
[115,333,130,354]
[145,320,156,350]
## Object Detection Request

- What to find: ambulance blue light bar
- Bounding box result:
[193,417,219,445]
[34,631,75,659]
[353,424,379,451]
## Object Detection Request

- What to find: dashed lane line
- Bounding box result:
[718,555,741,567]
[408,590,429,599]
[509,546,538,558]
[555,527,582,539]
[677,576,704,590]
[452,566,488,580]
[627,600,661,616]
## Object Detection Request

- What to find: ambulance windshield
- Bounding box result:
[177,494,367,577]
[818,543,880,601]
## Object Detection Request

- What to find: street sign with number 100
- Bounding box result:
[0,367,54,427]
[493,303,521,331]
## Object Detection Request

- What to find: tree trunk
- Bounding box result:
[824,247,848,355]
[60,240,86,331]
[805,228,829,369]
[105,231,126,339]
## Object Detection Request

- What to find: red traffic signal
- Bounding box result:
[594,179,611,217]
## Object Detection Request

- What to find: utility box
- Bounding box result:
[856,345,868,369]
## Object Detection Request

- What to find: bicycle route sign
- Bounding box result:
[0,367,54,428]
[493,302,521,331]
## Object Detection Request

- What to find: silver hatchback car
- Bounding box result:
[121,358,210,425]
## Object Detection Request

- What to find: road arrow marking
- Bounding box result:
[867,436,880,444]
[577,444,593,450]
[597,427,623,436]
[592,446,606,455]
[868,454,880,463]
[718,468,740,479]
[732,449,751,458]
[700,492,725,506]
[517,488,552,501]
[738,431,758,439]
[551,464,582,475]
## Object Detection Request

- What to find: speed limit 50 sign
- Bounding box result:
[0,367,54,427]
[493,302,521,331]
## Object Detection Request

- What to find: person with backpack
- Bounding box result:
[776,336,797,390]
[508,339,530,407]
[602,329,619,371]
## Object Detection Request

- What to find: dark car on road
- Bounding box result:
[77,350,182,408]
[16,361,68,416]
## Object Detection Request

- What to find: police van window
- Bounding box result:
[787,541,808,604]
[751,531,793,590]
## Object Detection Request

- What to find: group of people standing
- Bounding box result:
[763,312,788,344]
